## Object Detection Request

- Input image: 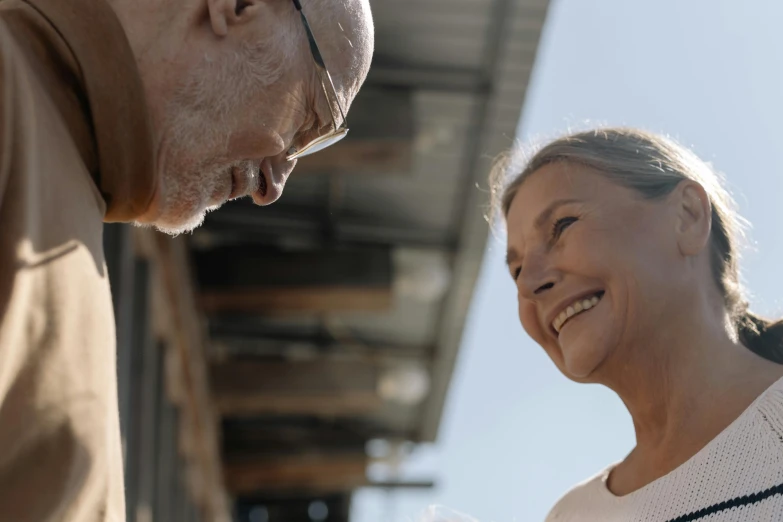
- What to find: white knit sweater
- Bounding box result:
[545,376,783,522]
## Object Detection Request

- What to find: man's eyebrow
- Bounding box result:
[505,248,519,267]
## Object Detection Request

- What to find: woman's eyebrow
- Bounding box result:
[533,198,583,229]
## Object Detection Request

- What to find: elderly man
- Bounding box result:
[0,0,373,519]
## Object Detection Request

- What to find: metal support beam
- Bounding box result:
[199,202,455,250]
[211,359,383,417]
[195,245,394,315]
[363,480,436,490]
[208,333,430,364]
[366,62,489,94]
[421,0,526,442]
[225,454,369,494]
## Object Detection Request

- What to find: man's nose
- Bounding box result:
[270,152,297,184]
[256,153,297,206]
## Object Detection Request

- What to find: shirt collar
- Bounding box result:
[24,0,156,222]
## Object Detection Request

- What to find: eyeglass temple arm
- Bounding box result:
[291,0,348,127]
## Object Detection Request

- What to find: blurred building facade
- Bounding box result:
[106,0,550,520]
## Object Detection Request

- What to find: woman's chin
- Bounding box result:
[559,335,608,380]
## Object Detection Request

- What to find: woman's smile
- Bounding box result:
[551,290,604,335]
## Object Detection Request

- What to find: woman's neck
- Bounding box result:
[602,309,783,494]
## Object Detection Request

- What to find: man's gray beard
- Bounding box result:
[147,37,290,236]
[150,110,230,236]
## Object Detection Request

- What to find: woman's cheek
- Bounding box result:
[519,300,546,344]
[519,298,566,368]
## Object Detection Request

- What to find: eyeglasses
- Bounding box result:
[286,0,349,161]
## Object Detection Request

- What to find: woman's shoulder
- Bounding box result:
[544,465,617,522]
[750,375,783,447]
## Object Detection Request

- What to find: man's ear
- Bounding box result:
[207,0,266,37]
[675,180,712,257]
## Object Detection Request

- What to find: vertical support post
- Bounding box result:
[103,223,136,465]
[126,260,152,521]
[155,348,175,521]
[136,311,162,522]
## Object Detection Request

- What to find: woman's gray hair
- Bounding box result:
[489,127,783,362]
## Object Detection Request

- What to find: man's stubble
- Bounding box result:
[149,35,291,235]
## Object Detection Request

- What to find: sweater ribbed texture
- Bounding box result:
[546,377,783,522]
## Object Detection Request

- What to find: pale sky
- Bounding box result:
[353,1,783,520]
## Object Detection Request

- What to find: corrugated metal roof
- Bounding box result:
[190,0,551,513]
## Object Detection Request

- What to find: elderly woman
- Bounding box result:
[492,128,783,521]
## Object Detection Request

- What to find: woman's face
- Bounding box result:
[505,162,690,381]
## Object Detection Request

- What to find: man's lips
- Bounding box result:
[224,158,290,206]
[228,163,264,201]
[258,167,267,197]
[229,168,241,200]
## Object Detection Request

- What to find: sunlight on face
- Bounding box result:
[148,36,299,235]
[505,162,681,381]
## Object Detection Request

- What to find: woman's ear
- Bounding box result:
[675,180,712,257]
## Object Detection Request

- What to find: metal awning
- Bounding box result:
[179,0,551,518]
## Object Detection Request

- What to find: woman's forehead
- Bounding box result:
[507,163,609,223]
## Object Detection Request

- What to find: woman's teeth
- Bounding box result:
[552,294,602,334]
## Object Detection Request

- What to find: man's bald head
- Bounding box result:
[110,0,374,234]
[303,0,374,105]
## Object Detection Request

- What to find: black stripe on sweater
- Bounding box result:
[665,482,783,522]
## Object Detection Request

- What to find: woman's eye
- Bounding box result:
[551,216,578,239]
[512,266,522,281]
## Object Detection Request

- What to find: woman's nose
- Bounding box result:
[517,251,559,300]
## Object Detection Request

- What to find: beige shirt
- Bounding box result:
[0,0,156,519]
